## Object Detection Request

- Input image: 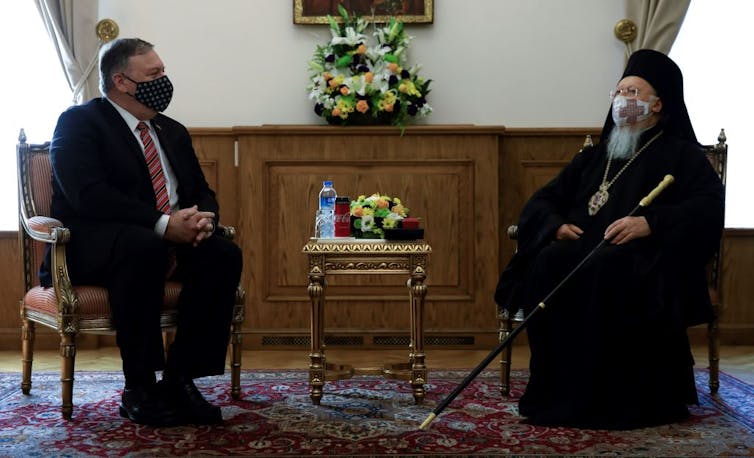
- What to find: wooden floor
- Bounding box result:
[1,345,753,385]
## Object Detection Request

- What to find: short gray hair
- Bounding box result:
[99,38,154,95]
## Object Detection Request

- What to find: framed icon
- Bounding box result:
[294,0,433,24]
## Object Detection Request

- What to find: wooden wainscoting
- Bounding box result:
[189,128,238,229]
[234,125,504,349]
[1,126,752,351]
[498,128,602,267]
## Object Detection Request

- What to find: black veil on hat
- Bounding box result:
[601,49,698,145]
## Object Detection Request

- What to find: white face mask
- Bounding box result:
[611,95,655,127]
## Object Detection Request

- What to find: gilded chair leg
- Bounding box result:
[230,321,243,400]
[498,315,512,397]
[21,318,35,395]
[60,332,76,420]
[708,310,720,395]
[162,330,176,362]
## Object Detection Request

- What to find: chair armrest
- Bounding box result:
[507,225,518,240]
[21,215,70,244]
[217,224,236,241]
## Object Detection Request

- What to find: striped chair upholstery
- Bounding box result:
[17,129,245,419]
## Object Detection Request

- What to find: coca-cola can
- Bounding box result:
[334,196,351,237]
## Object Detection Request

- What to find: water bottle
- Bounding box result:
[317,180,337,238]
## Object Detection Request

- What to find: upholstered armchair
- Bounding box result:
[498,130,727,396]
[16,129,246,419]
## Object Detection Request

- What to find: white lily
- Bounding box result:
[331,26,367,47]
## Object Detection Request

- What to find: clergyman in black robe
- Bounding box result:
[494,49,724,429]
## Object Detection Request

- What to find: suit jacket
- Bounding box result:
[41,98,218,286]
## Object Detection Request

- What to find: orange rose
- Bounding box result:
[384,104,394,112]
[356,100,369,113]
[356,44,367,54]
[331,107,341,117]
[352,207,363,217]
[364,72,374,83]
[340,86,350,96]
[388,63,399,73]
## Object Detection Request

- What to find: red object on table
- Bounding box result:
[334,196,351,237]
[402,217,420,229]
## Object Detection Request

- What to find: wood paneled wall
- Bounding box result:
[233,126,504,348]
[1,126,752,351]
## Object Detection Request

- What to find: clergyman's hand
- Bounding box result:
[604,216,651,245]
[556,223,584,240]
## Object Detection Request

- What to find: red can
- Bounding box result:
[334,196,351,237]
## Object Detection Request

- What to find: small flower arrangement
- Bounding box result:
[350,193,408,238]
[307,4,432,129]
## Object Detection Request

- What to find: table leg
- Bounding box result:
[408,265,428,404]
[308,267,326,405]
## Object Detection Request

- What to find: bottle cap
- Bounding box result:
[324,180,333,186]
[335,196,349,203]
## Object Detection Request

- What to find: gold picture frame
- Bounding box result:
[294,0,433,24]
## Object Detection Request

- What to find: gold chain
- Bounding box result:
[600,130,664,191]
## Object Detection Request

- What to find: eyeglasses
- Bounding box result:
[609,87,640,99]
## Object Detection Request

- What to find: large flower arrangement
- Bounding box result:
[307,5,432,129]
[350,193,408,238]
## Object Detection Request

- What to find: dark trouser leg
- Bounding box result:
[66,224,170,387]
[165,235,242,378]
[108,227,170,386]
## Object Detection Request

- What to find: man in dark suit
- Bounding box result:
[46,38,242,427]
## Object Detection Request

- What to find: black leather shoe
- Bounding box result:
[120,384,185,427]
[160,376,222,425]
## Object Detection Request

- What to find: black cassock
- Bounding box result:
[495,125,724,429]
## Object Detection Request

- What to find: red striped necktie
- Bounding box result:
[136,121,171,214]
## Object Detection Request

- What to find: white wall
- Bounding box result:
[98,0,626,128]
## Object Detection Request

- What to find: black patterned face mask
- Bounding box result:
[124,74,173,112]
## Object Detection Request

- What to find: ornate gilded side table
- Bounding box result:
[302,239,431,405]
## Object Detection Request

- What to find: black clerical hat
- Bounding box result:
[603,49,697,145]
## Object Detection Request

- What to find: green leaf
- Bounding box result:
[336,55,353,67]
[337,4,349,22]
[326,14,340,34]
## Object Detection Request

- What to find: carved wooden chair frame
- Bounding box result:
[16,129,246,419]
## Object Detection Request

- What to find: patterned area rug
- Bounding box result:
[0,368,752,457]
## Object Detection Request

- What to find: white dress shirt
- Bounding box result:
[106,98,178,236]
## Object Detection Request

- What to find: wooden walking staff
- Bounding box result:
[419,174,675,430]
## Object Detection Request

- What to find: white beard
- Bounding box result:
[606,126,643,160]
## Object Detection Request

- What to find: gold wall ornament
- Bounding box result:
[614,18,637,44]
[96,18,119,42]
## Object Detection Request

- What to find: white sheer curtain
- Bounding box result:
[625,0,690,55]
[671,1,752,228]
[34,0,101,104]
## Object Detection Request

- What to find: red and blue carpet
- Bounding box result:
[0,369,752,457]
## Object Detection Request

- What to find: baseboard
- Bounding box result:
[0,328,113,351]
[688,324,754,345]
[245,330,511,350]
[2,325,751,351]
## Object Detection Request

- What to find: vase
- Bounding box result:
[326,112,395,126]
